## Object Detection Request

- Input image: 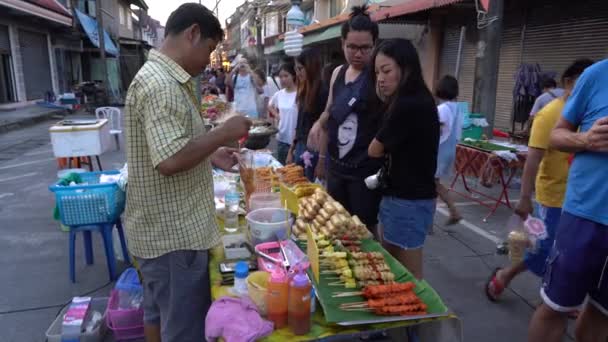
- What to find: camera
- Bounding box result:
[365,167,388,190]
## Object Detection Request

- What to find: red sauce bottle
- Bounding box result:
[287,268,311,335]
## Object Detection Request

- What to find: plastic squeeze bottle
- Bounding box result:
[288,268,312,335]
[266,269,289,329]
[232,261,249,296]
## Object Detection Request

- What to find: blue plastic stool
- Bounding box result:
[69,218,130,283]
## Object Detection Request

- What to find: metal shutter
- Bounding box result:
[522,0,608,86]
[457,24,476,107]
[494,5,525,131]
[438,25,459,78]
[19,30,52,100]
[0,25,10,53]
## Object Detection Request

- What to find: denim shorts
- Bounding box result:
[379,196,436,249]
[541,212,608,314]
[523,203,561,277]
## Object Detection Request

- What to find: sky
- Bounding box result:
[146,0,243,27]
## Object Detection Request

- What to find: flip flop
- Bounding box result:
[485,267,505,302]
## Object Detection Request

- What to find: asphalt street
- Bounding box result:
[0,118,575,341]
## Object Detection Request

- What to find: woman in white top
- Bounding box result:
[269,62,298,165]
[435,75,462,225]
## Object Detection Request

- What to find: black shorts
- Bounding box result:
[327,171,381,227]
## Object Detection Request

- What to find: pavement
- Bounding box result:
[0,118,576,341]
[0,104,68,134]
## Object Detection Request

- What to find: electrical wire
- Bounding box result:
[0,280,113,317]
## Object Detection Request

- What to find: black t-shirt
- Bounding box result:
[327,65,383,178]
[295,87,328,144]
[376,94,439,200]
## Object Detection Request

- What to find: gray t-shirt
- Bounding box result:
[529,88,565,116]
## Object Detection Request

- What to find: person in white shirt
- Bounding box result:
[268,62,298,164]
[226,57,263,118]
[435,75,463,225]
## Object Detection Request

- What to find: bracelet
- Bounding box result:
[319,154,326,159]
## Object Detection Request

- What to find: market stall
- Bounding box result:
[209,150,463,341]
[449,140,527,222]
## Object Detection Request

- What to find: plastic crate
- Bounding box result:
[46,297,108,342]
[106,290,144,341]
[49,171,125,226]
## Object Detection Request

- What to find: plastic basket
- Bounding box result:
[46,297,108,342]
[106,290,144,341]
[49,171,125,226]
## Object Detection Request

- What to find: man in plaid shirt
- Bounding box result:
[124,4,251,341]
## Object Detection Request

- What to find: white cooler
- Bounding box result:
[50,119,111,157]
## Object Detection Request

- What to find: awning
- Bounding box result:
[75,9,119,56]
[303,25,341,46]
[372,0,464,21]
[0,0,71,26]
[265,40,283,55]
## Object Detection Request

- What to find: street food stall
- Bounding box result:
[450,139,528,222]
[208,150,463,341]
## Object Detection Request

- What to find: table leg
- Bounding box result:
[87,157,93,171]
[95,156,103,171]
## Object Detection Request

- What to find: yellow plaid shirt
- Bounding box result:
[124,49,220,259]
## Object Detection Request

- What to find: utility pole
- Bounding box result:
[255,5,264,68]
[95,0,109,100]
[472,0,504,135]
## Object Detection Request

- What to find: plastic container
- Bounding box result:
[50,119,111,158]
[288,268,311,335]
[249,192,282,211]
[224,182,240,233]
[232,261,249,296]
[246,208,292,245]
[106,290,144,341]
[247,271,270,315]
[266,269,289,328]
[115,268,143,309]
[46,297,108,342]
[49,171,126,226]
[461,113,485,140]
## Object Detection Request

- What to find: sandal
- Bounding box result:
[485,267,505,302]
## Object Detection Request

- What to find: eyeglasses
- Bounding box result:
[346,44,373,54]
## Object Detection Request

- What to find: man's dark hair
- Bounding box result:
[540,77,557,89]
[341,5,379,41]
[435,75,459,101]
[165,3,223,41]
[561,59,594,83]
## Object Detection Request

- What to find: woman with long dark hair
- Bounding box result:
[368,38,439,279]
[307,5,383,229]
[287,47,328,180]
[269,62,298,165]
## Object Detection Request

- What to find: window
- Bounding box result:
[119,5,125,25]
[264,13,278,37]
[330,0,345,17]
[127,9,132,30]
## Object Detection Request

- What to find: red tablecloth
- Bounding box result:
[454,145,526,187]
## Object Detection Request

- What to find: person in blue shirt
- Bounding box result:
[527,59,608,342]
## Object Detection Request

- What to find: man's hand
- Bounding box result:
[218,116,252,142]
[515,196,534,220]
[211,147,239,172]
[584,117,608,152]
